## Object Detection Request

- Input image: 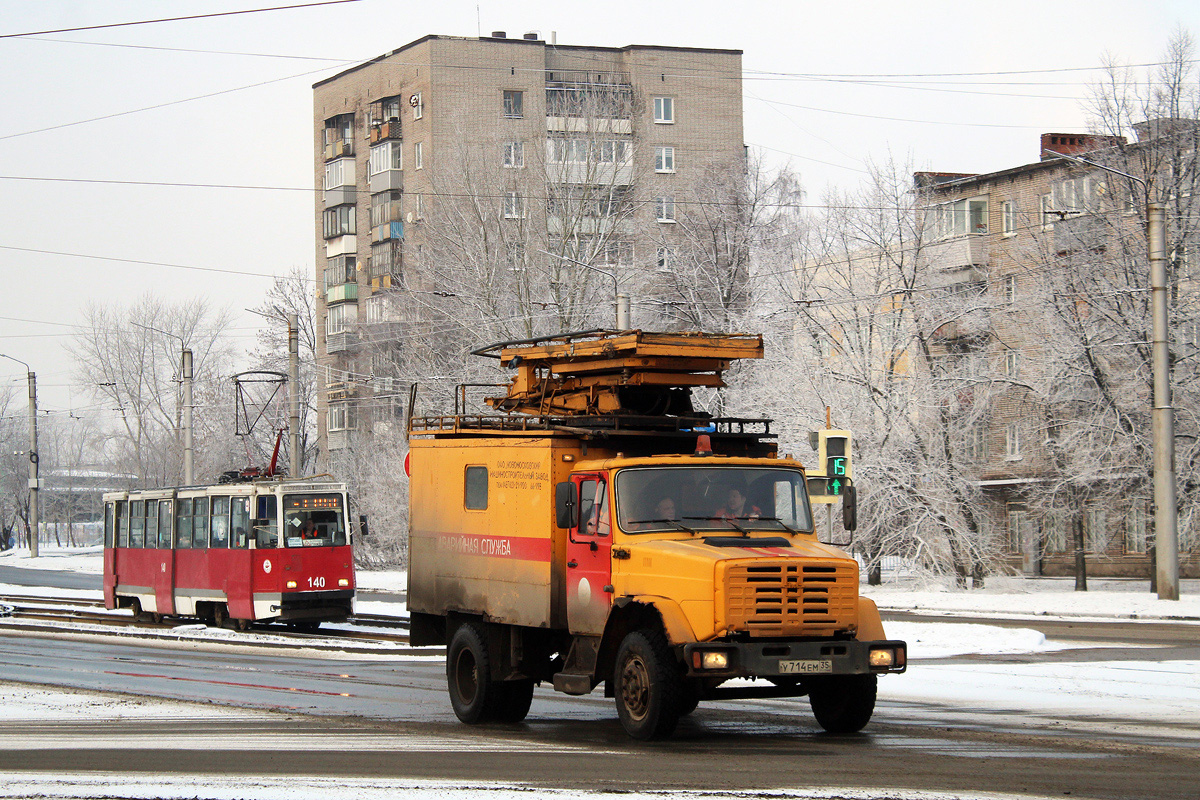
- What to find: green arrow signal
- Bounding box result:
[830,478,842,495]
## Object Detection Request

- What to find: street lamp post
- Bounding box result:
[131,323,193,485]
[0,353,39,558]
[542,251,630,330]
[1045,149,1178,600]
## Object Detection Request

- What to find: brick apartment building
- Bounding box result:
[917,129,1199,578]
[312,33,744,460]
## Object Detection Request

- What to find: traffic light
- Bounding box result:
[807,429,853,496]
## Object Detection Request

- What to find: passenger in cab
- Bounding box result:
[716,486,760,522]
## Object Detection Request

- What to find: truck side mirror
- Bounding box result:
[359,514,370,537]
[842,484,857,532]
[555,481,578,529]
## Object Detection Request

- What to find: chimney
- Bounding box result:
[523,32,539,41]
[490,31,506,38]
[1040,132,1125,160]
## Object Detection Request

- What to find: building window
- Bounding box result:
[324,255,356,290]
[371,191,403,228]
[323,113,354,148]
[413,193,425,221]
[465,466,488,510]
[1005,423,1020,459]
[655,146,675,173]
[1006,505,1028,553]
[322,205,355,239]
[964,424,986,461]
[655,196,675,222]
[656,246,676,268]
[1003,274,1017,305]
[599,139,631,164]
[411,92,423,120]
[503,192,525,219]
[369,141,402,176]
[502,90,523,118]
[328,402,356,432]
[326,302,356,338]
[370,94,402,126]
[370,240,402,279]
[1085,504,1108,553]
[503,141,524,168]
[1126,499,1149,554]
[1004,349,1019,379]
[1001,200,1016,236]
[602,240,633,267]
[324,158,354,190]
[653,96,674,124]
[1043,510,1068,553]
[414,141,424,170]
[1040,193,1055,230]
[927,197,988,239]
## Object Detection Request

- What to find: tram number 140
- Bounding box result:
[308,576,326,589]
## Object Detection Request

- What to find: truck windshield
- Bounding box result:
[281,493,348,548]
[616,466,813,534]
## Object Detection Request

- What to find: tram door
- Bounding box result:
[103,501,118,608]
[151,499,176,615]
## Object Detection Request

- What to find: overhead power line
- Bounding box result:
[0,0,363,39]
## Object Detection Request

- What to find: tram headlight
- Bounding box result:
[286,580,298,589]
[338,578,349,587]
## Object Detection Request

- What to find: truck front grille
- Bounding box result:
[722,559,858,637]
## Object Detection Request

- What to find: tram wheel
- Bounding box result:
[235,618,251,632]
[129,598,147,623]
[212,604,229,629]
[151,613,164,625]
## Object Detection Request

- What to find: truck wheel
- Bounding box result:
[613,629,683,740]
[807,674,877,734]
[491,679,535,723]
[447,623,498,724]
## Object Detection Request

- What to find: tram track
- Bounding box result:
[0,593,426,654]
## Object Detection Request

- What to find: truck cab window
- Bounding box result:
[578,478,610,537]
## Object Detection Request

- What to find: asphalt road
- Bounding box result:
[0,564,101,591]
[1,630,1197,799]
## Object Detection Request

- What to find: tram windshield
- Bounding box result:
[615,466,814,534]
[281,493,348,547]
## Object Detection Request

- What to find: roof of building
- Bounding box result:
[314,34,741,89]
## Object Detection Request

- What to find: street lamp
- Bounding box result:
[1045,149,1178,600]
[130,322,193,485]
[542,251,630,330]
[0,352,39,558]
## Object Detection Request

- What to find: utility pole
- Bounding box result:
[288,314,301,477]
[182,348,194,485]
[1,353,39,557]
[1045,150,1178,600]
[542,251,629,329]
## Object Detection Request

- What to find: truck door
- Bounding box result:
[566,473,613,635]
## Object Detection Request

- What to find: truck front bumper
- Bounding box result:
[682,638,907,679]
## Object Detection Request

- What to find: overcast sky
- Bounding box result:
[1,0,1198,420]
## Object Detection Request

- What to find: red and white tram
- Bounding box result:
[102,478,356,630]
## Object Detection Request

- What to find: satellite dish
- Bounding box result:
[406,212,414,223]
[409,94,420,107]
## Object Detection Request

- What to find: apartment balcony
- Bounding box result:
[1054,215,1108,255]
[371,221,404,243]
[324,139,353,161]
[369,169,403,194]
[326,381,357,401]
[931,308,991,343]
[369,120,402,144]
[326,283,358,304]
[546,116,633,135]
[925,235,988,285]
[325,331,358,354]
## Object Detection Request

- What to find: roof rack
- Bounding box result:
[469,329,763,418]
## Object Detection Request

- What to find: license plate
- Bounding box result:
[778,659,833,674]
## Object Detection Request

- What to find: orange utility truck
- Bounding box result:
[407,330,905,739]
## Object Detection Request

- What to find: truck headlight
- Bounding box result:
[869,647,895,668]
[692,650,729,670]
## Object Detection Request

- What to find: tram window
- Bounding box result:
[175,499,192,548]
[158,500,173,549]
[130,501,145,548]
[210,497,230,548]
[231,497,250,549]
[104,503,114,549]
[145,500,159,549]
[255,495,279,548]
[115,500,128,548]
[192,497,209,549]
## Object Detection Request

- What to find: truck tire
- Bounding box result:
[613,629,683,740]
[447,623,499,724]
[491,679,535,723]
[807,674,877,734]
